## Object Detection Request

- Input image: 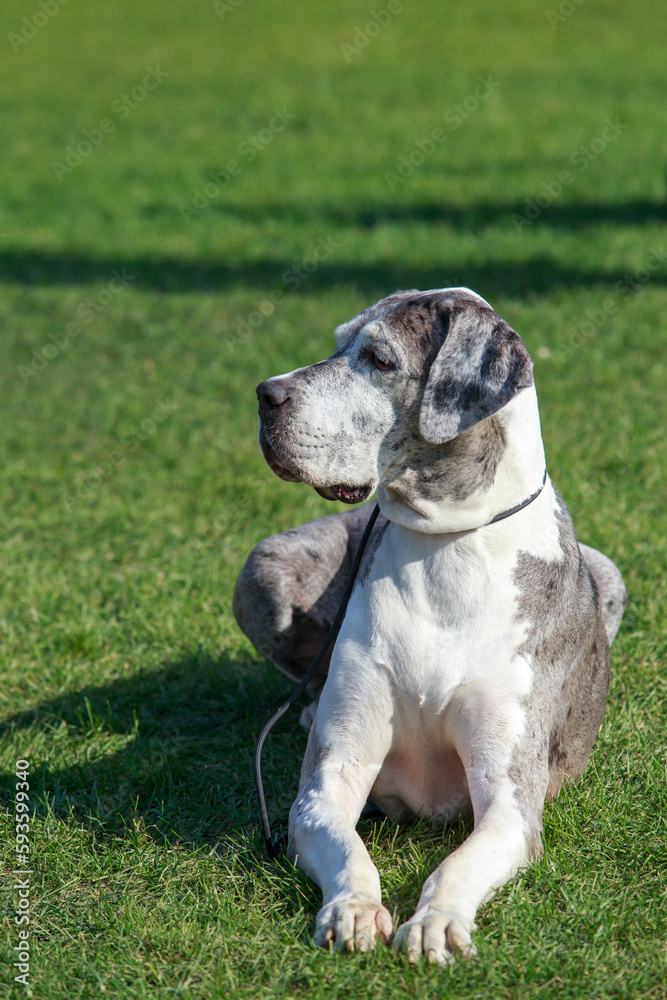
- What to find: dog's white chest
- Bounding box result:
[333,523,533,820]
[357,523,529,697]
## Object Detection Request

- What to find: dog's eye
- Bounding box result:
[363,348,393,373]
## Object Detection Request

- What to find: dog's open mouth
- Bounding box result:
[315,483,374,504]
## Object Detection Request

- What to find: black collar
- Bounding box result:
[486,469,548,525]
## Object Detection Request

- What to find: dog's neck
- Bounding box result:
[377,388,547,535]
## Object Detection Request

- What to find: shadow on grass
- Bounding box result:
[1,196,665,299]
[0,652,471,894]
[0,650,477,938]
[0,653,305,850]
[205,196,667,232]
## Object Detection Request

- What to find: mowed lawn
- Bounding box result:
[0,0,666,996]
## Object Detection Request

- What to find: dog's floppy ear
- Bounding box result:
[419,301,533,444]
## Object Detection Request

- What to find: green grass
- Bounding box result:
[1,0,666,995]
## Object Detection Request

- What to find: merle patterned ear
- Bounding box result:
[419,302,534,444]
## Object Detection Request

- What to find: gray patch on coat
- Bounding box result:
[332,289,422,350]
[511,494,611,802]
[381,412,507,504]
[373,294,455,373]
[233,506,386,691]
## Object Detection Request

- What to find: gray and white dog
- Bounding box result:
[233,287,626,965]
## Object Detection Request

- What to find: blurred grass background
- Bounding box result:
[0,0,665,996]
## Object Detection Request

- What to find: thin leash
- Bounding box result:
[253,502,381,859]
[253,468,547,860]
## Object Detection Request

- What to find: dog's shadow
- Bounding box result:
[0,654,301,847]
[0,653,471,916]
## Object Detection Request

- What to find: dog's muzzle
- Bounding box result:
[255,378,374,503]
[255,378,302,482]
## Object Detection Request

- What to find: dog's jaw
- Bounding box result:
[260,425,378,502]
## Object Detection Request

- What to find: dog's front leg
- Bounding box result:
[395,686,548,966]
[288,680,394,952]
[394,797,533,965]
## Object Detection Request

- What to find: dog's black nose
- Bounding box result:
[256,380,290,411]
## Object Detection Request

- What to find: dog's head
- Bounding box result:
[256,288,533,506]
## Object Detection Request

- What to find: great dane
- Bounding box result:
[233,287,627,964]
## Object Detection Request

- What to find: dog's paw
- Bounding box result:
[393,908,477,966]
[314,897,393,952]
